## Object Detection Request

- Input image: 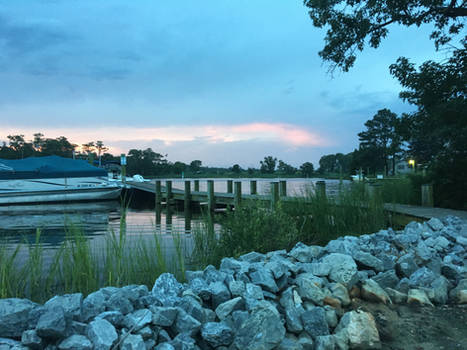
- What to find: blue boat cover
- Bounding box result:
[0,156,107,180]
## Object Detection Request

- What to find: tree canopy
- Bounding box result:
[303,0,466,71]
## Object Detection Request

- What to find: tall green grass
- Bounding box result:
[0,215,187,302]
[191,181,389,268]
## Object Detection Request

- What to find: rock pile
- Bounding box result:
[0,216,466,349]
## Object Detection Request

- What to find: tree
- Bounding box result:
[41,137,76,157]
[95,141,109,166]
[277,160,297,175]
[231,164,242,174]
[303,0,466,71]
[190,160,202,173]
[7,135,34,159]
[358,109,402,175]
[33,133,45,152]
[300,162,314,177]
[81,142,95,158]
[260,156,277,174]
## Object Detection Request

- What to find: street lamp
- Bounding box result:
[408,159,415,171]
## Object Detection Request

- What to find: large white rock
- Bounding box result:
[335,310,381,349]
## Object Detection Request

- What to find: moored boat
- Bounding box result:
[0,156,122,205]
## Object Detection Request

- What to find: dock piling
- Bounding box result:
[155,180,162,211]
[194,180,199,192]
[421,184,434,207]
[279,180,287,197]
[316,180,326,198]
[250,180,257,195]
[184,180,191,214]
[227,180,233,194]
[166,180,173,204]
[270,182,279,210]
[234,181,242,208]
[207,180,215,211]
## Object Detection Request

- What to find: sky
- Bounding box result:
[0,0,445,168]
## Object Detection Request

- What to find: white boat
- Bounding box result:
[0,156,122,205]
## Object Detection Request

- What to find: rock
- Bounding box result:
[353,251,384,272]
[155,343,175,350]
[330,283,351,306]
[189,278,211,301]
[296,274,325,305]
[185,270,203,282]
[123,308,152,331]
[396,254,419,278]
[120,333,145,350]
[385,288,407,304]
[298,333,314,350]
[409,267,438,288]
[151,306,178,327]
[0,298,37,338]
[57,335,92,350]
[220,257,244,271]
[95,311,124,327]
[215,297,244,320]
[427,218,444,231]
[152,273,183,306]
[361,279,391,304]
[107,291,134,315]
[36,306,67,338]
[234,303,285,350]
[372,270,399,289]
[335,310,381,349]
[449,279,467,303]
[431,276,449,304]
[45,294,83,321]
[315,335,335,350]
[321,253,358,288]
[244,283,264,300]
[309,262,332,277]
[204,265,227,284]
[82,290,106,322]
[289,242,323,263]
[201,322,234,347]
[249,268,279,293]
[284,305,305,334]
[301,307,329,338]
[277,337,304,350]
[86,318,118,350]
[407,289,434,306]
[172,309,201,336]
[229,280,246,297]
[441,263,462,281]
[21,330,43,349]
[238,251,266,263]
[324,306,338,328]
[415,241,432,262]
[209,282,232,308]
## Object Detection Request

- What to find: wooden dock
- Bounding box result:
[127,180,467,221]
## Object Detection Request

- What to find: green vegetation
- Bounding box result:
[191,182,389,268]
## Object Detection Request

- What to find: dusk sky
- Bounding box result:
[0,1,445,168]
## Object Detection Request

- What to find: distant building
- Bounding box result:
[395,160,412,175]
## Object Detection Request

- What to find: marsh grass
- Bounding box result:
[0,208,187,302]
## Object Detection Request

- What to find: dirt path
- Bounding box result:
[350,300,467,350]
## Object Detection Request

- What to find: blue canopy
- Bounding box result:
[0,156,107,180]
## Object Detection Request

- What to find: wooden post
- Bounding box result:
[166,180,172,204]
[316,180,326,197]
[207,180,215,212]
[120,153,126,184]
[155,180,162,211]
[194,180,199,192]
[184,180,191,214]
[270,182,279,210]
[227,180,233,194]
[366,182,381,200]
[421,184,434,207]
[234,181,242,208]
[250,180,257,195]
[279,180,287,197]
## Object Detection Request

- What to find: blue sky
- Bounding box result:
[0,0,444,168]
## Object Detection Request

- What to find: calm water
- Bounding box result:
[0,178,348,264]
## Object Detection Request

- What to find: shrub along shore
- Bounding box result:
[0,215,466,349]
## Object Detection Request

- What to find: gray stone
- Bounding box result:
[441,263,462,281]
[385,288,407,304]
[284,304,305,334]
[120,334,146,350]
[215,297,245,320]
[315,335,335,350]
[157,329,172,343]
[136,325,154,340]
[289,242,323,263]
[188,278,211,301]
[209,281,231,308]
[175,296,205,323]
[152,273,183,306]
[155,343,175,350]
[296,274,325,305]
[86,318,118,350]
[21,330,43,349]
[409,267,438,288]
[265,260,289,279]
[58,335,92,350]
[427,217,444,231]
[324,306,338,328]
[239,251,266,263]
[107,291,134,315]
[309,262,332,277]
[151,306,178,327]
[396,278,410,293]
[228,280,245,297]
[244,283,264,300]
[36,306,67,338]
[249,268,279,293]
[124,308,152,331]
[431,276,449,304]
[301,307,329,338]
[95,311,124,327]
[172,309,201,336]
[0,298,37,338]
[201,322,234,347]
[321,253,358,287]
[372,270,399,289]
[361,279,391,304]
[298,333,314,350]
[82,290,106,322]
[234,303,285,350]
[185,270,203,282]
[330,283,350,306]
[407,289,434,306]
[45,293,83,321]
[277,337,303,350]
[220,257,244,271]
[325,238,358,256]
[353,251,384,272]
[415,241,432,262]
[396,253,419,278]
[335,310,381,349]
[456,236,467,246]
[204,265,227,284]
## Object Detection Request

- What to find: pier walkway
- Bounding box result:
[127,180,467,221]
